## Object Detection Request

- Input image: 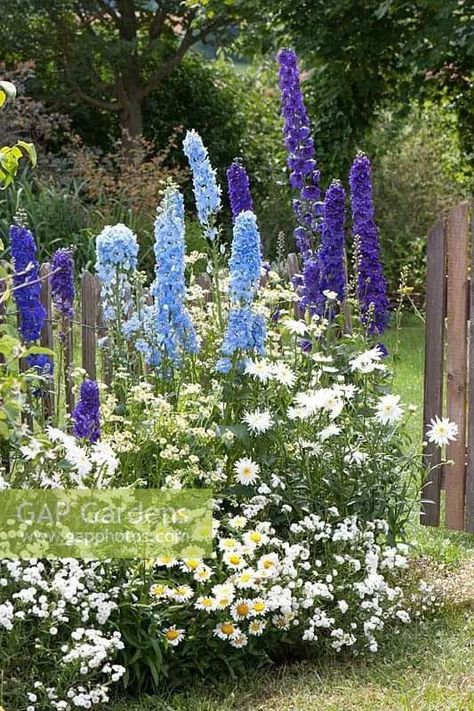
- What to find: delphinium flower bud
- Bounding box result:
[277,48,322,260]
[183,130,221,240]
[227,160,253,220]
[349,153,389,335]
[72,379,101,443]
[137,185,199,369]
[10,224,46,343]
[51,247,75,319]
[217,210,266,372]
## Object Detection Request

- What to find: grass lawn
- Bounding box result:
[110,316,474,711]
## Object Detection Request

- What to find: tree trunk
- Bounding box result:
[119,96,144,155]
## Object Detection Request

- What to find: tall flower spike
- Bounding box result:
[95,223,138,322]
[183,130,221,240]
[318,180,347,305]
[72,379,101,443]
[51,248,75,319]
[218,210,266,372]
[227,160,253,220]
[277,48,322,258]
[349,153,389,335]
[10,224,46,343]
[143,185,199,368]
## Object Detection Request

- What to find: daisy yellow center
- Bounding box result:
[217,597,231,607]
[229,554,241,565]
[253,601,266,613]
[242,467,252,477]
[262,559,275,569]
[175,587,188,597]
[185,559,200,570]
[236,603,250,617]
[221,623,235,636]
[239,572,252,582]
[151,585,166,596]
[249,531,262,543]
[201,597,214,607]
[165,629,179,641]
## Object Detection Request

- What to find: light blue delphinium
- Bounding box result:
[183,129,221,240]
[95,223,139,323]
[217,209,266,372]
[143,185,199,368]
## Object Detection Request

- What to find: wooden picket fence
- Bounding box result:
[422,200,474,532]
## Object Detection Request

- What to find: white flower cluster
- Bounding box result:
[0,558,124,709]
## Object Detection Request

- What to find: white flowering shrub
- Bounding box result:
[0,265,449,706]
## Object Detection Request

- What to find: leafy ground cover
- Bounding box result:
[109,317,474,711]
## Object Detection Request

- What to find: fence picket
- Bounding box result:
[445,202,469,530]
[81,271,99,380]
[467,201,474,532]
[421,221,447,526]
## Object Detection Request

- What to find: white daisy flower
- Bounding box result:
[248,619,266,636]
[194,596,217,612]
[163,626,185,646]
[168,585,193,602]
[243,408,274,435]
[272,362,296,387]
[245,359,274,383]
[231,598,253,621]
[349,347,385,374]
[283,318,308,335]
[223,550,247,570]
[228,515,248,530]
[230,632,248,648]
[323,289,338,301]
[214,621,240,641]
[375,394,404,425]
[234,457,260,486]
[426,416,458,447]
[319,424,341,441]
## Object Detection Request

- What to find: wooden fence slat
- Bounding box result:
[445,202,469,530]
[62,315,75,418]
[81,271,99,380]
[466,202,474,532]
[421,221,447,526]
[40,263,55,420]
[96,280,113,387]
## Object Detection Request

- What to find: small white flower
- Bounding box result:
[245,359,274,383]
[319,424,341,441]
[426,416,458,447]
[323,289,338,301]
[234,457,260,486]
[375,394,404,425]
[283,318,308,335]
[243,408,274,434]
[272,362,296,387]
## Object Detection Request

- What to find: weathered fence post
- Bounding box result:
[40,263,55,420]
[466,200,474,532]
[445,202,469,530]
[81,271,99,380]
[421,221,447,527]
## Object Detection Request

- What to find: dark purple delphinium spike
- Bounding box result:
[72,379,101,443]
[277,48,322,260]
[227,160,253,220]
[10,224,46,343]
[300,256,322,313]
[51,248,75,319]
[349,153,389,335]
[318,180,347,303]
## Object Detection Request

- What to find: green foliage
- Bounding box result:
[257,0,474,185]
[366,102,468,294]
[0,80,36,188]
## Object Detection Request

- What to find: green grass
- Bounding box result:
[108,317,474,711]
